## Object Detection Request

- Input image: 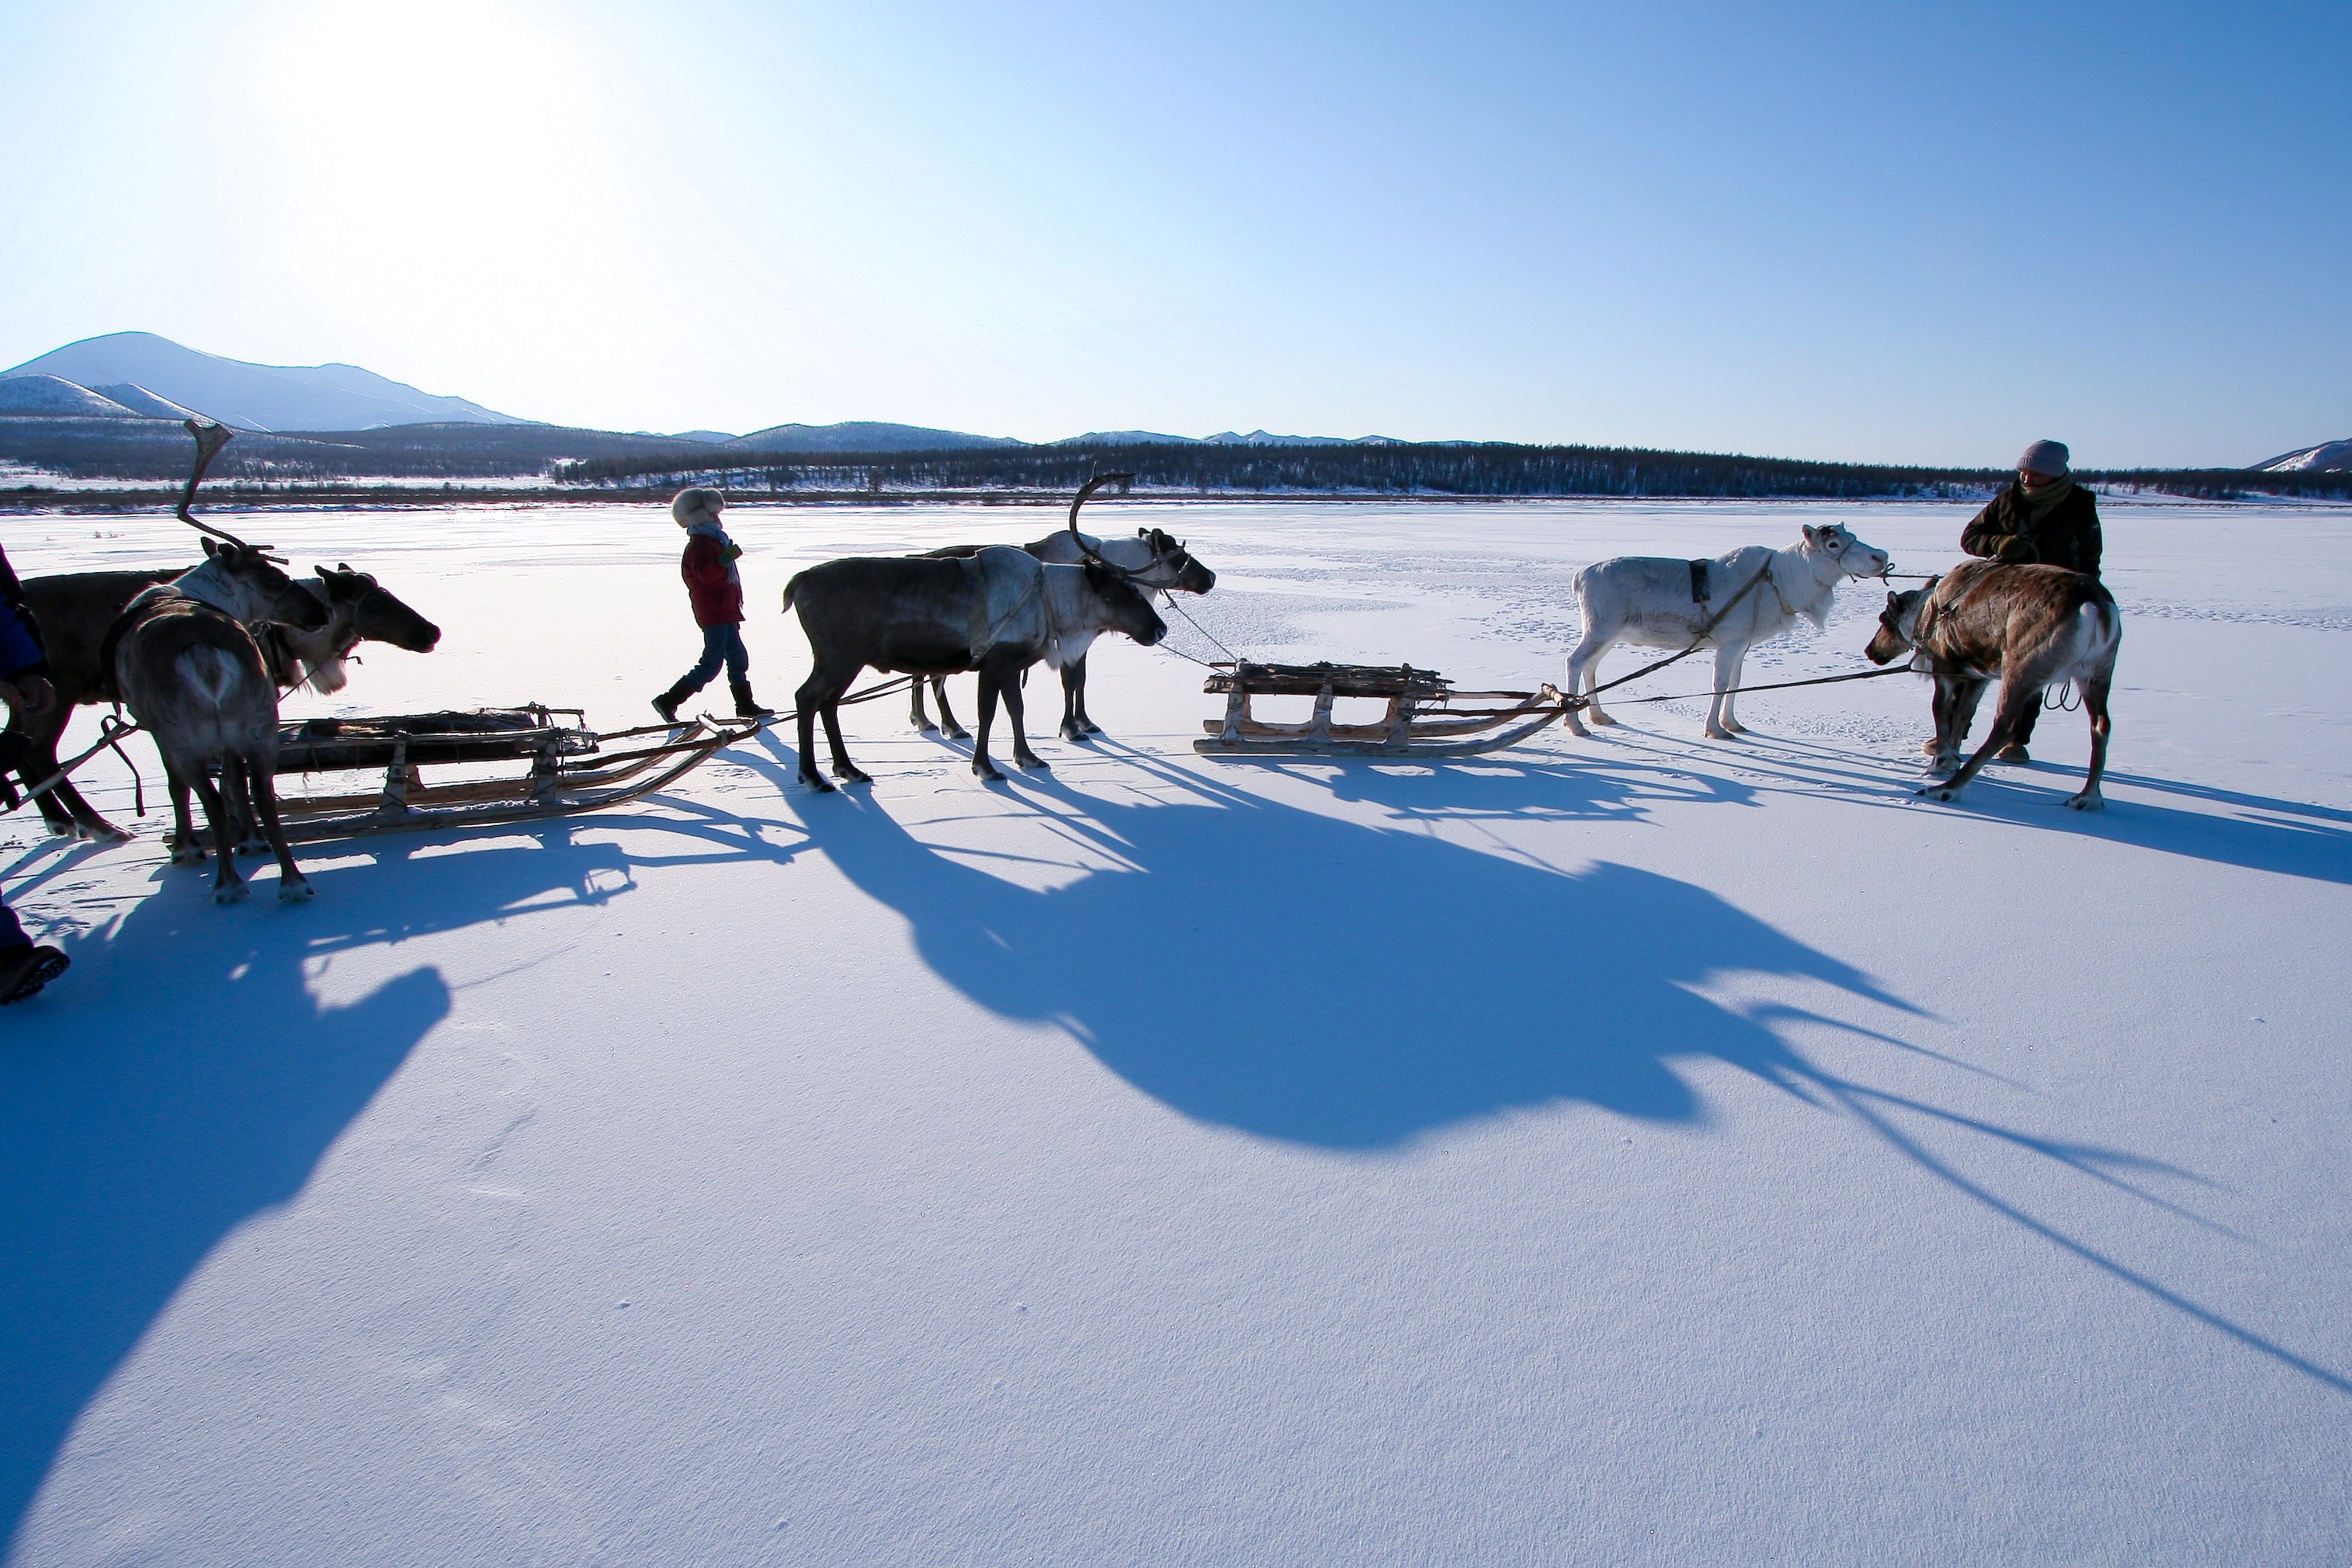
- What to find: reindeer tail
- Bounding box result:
[780,572,802,614]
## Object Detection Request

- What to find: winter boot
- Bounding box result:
[0,944,71,1004]
[730,678,775,719]
[652,682,693,724]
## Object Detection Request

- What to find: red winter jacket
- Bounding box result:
[681,532,744,626]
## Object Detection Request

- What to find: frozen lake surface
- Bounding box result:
[4,498,2349,1565]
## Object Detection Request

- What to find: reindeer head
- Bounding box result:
[1084,561,1167,647]
[1800,522,1893,581]
[1865,581,1935,665]
[193,537,331,630]
[1137,526,1216,594]
[316,563,442,652]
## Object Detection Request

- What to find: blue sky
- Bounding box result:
[2,0,2343,464]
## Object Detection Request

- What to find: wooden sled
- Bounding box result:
[1195,661,1566,758]
[186,704,761,848]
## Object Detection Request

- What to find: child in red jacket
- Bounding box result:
[653,488,772,722]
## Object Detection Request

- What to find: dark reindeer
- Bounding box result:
[1865,560,2120,811]
[11,561,439,840]
[102,422,331,900]
[909,480,1213,741]
[783,480,1167,789]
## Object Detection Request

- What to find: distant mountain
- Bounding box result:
[1059,428,1406,447]
[0,374,138,418]
[727,420,1023,453]
[2252,439,2352,474]
[1060,429,1201,446]
[2,332,524,432]
[91,382,206,421]
[1203,429,1402,446]
[668,429,739,444]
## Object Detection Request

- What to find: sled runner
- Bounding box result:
[195,705,759,846]
[1195,661,1567,758]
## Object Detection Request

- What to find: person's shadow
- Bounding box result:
[0,816,786,1554]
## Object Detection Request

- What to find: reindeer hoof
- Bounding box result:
[1587,710,1618,727]
[278,877,316,904]
[973,760,1005,782]
[1915,784,1962,803]
[172,846,208,867]
[940,726,970,742]
[236,840,270,858]
[914,718,937,734]
[1060,724,1093,744]
[831,765,872,785]
[2065,793,2104,813]
[1015,754,1051,771]
[801,773,836,794]
[213,881,249,905]
[1996,745,2031,765]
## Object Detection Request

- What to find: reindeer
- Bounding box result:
[1564,523,1891,739]
[11,561,439,840]
[1864,560,2120,811]
[783,481,1167,789]
[102,422,330,900]
[908,484,1213,741]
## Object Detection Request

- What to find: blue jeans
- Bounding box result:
[675,622,749,696]
[0,897,27,950]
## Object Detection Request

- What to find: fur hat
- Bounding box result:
[671,487,725,527]
[2016,439,2069,478]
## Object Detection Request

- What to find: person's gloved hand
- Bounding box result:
[1993,536,2038,564]
[726,543,744,562]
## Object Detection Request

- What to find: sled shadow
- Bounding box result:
[0,824,696,1553]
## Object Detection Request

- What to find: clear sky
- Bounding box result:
[2,0,2344,465]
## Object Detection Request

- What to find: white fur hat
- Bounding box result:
[671,487,725,527]
[2016,439,2069,477]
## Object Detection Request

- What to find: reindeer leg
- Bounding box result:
[971,670,1007,782]
[241,757,312,900]
[932,677,970,741]
[1060,656,1098,742]
[1003,663,1048,770]
[910,679,935,734]
[2067,674,2113,811]
[222,759,268,855]
[1719,644,1752,735]
[185,763,247,903]
[1570,629,1617,729]
[796,662,859,791]
[1920,681,2029,803]
[167,765,208,864]
[1704,645,1740,739]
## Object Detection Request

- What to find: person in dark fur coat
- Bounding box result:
[651,488,773,722]
[0,545,71,1003]
[1953,439,2103,760]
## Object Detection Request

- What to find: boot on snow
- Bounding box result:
[651,682,693,724]
[730,679,775,719]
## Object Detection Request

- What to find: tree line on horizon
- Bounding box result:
[3,418,2347,500]
[550,441,2352,501]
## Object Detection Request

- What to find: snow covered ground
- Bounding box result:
[3,498,2348,1566]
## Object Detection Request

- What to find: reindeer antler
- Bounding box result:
[174,419,282,560]
[1065,472,1137,571]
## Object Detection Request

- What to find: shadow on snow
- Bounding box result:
[0,813,809,1556]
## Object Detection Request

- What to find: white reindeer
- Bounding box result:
[1563,523,1890,739]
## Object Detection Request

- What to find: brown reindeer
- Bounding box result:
[103,422,329,900]
[1865,560,2120,811]
[10,562,439,840]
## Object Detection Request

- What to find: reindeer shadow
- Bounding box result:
[768,740,1900,1147]
[0,815,776,1554]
